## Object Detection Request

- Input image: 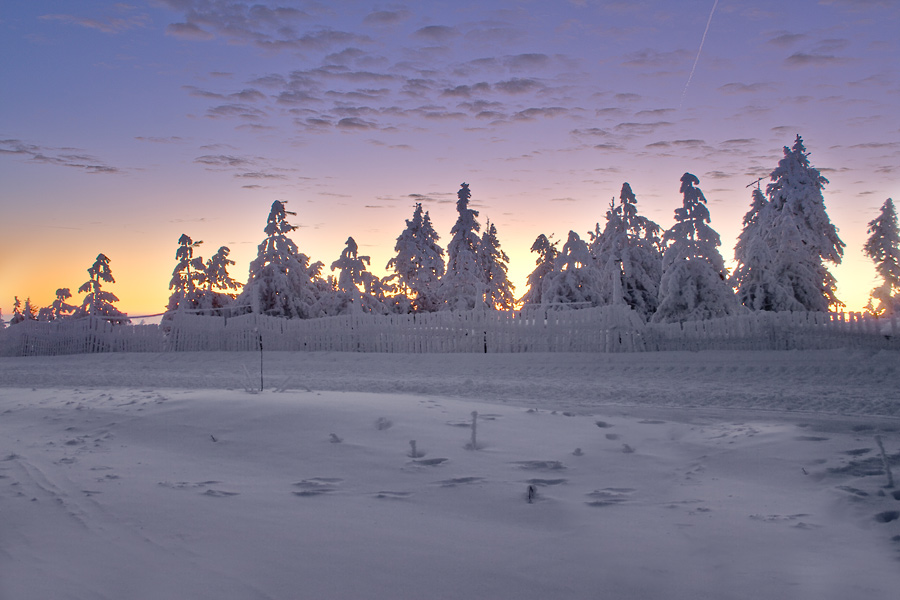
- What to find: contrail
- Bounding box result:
[679,0,719,109]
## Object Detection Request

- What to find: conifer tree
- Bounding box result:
[330,237,389,314]
[732,187,781,310]
[10,297,25,325]
[41,288,77,321]
[77,254,130,323]
[236,200,324,319]
[591,183,663,319]
[764,135,845,311]
[440,182,485,310]
[653,173,736,323]
[864,198,900,316]
[386,203,445,312]
[166,234,205,317]
[540,231,603,306]
[480,220,515,310]
[196,246,242,314]
[520,234,559,307]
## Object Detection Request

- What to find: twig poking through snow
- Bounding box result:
[875,435,894,488]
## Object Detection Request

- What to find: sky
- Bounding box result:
[1,0,898,319]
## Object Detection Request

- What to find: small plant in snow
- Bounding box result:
[573,448,584,456]
[465,411,479,450]
[375,417,393,431]
[329,433,343,444]
[408,440,425,458]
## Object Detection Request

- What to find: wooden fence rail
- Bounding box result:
[1,307,897,357]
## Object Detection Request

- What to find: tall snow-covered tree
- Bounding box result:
[330,237,389,314]
[386,203,445,312]
[590,183,663,319]
[480,220,515,310]
[653,173,737,323]
[166,234,205,317]
[77,254,130,323]
[731,187,783,310]
[236,200,324,319]
[440,182,485,310]
[763,135,845,311]
[540,231,603,307]
[863,198,900,316]
[520,234,559,306]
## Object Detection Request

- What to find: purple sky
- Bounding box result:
[2,0,898,317]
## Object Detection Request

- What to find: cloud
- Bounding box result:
[571,128,612,137]
[39,10,149,34]
[614,121,673,135]
[767,31,806,47]
[621,49,689,69]
[412,25,459,41]
[206,104,267,120]
[635,108,674,118]
[166,22,214,40]
[784,52,848,67]
[441,83,491,98]
[512,107,568,120]
[363,10,410,26]
[337,117,377,130]
[235,172,286,180]
[0,138,120,174]
[134,136,186,143]
[614,93,641,103]
[718,82,775,94]
[495,78,542,94]
[194,155,252,168]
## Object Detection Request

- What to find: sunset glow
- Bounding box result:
[2,1,898,318]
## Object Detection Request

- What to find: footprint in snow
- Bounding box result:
[202,489,239,498]
[437,477,483,487]
[586,488,635,507]
[513,460,566,471]
[375,491,412,499]
[292,478,342,497]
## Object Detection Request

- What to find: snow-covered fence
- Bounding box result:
[1,309,896,357]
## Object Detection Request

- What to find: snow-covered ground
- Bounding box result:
[2,349,899,599]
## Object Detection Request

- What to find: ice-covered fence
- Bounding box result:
[0,308,896,357]
[0,317,164,357]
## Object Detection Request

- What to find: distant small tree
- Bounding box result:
[440,182,485,310]
[864,198,900,316]
[236,200,324,319]
[520,234,559,307]
[9,297,25,325]
[540,231,603,307]
[480,220,515,310]
[653,173,736,323]
[386,203,445,312]
[77,254,130,323]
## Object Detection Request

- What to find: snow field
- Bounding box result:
[1,358,899,600]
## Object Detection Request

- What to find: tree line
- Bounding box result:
[4,135,899,327]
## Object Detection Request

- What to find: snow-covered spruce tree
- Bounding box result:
[480,220,515,310]
[864,198,900,316]
[652,173,737,323]
[763,135,845,311]
[38,288,77,321]
[195,246,242,315]
[440,183,485,310]
[590,183,663,319]
[76,254,130,323]
[386,202,445,312]
[9,297,25,325]
[236,200,324,319]
[731,187,785,310]
[541,231,603,307]
[330,237,390,314]
[165,234,205,319]
[520,234,559,306]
